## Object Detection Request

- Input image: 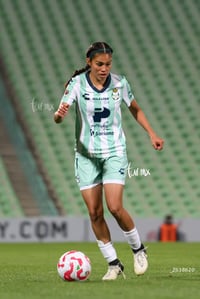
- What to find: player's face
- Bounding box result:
[87,53,112,83]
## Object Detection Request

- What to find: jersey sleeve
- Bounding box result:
[122,77,135,107]
[60,77,78,106]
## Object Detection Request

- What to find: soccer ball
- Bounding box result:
[57,250,91,281]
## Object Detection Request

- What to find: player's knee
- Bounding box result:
[108,205,122,218]
[89,210,104,223]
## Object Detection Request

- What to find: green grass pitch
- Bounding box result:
[0,242,199,299]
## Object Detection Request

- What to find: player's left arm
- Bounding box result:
[129,99,164,150]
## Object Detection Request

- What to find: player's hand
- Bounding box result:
[56,103,69,118]
[150,134,164,150]
[54,103,69,123]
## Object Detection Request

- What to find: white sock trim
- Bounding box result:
[123,227,141,251]
[97,240,117,263]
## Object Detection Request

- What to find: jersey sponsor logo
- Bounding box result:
[83,94,109,101]
[90,117,114,137]
[92,97,109,101]
[90,129,114,136]
[93,107,110,122]
[83,93,90,100]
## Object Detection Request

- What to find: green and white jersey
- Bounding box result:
[60,72,134,158]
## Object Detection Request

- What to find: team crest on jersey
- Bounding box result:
[112,88,120,101]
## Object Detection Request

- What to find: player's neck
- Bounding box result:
[89,73,107,90]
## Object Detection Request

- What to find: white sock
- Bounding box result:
[97,240,117,263]
[123,227,141,251]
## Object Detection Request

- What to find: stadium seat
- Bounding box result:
[0,0,199,217]
[0,158,24,217]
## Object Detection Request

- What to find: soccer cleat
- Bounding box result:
[102,262,126,281]
[133,246,148,275]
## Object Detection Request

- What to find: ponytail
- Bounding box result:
[64,65,90,88]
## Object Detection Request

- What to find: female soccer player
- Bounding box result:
[54,42,164,280]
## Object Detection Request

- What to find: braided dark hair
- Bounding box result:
[64,42,113,88]
[64,65,90,88]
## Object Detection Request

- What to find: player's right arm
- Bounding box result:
[54,77,78,124]
[54,102,69,123]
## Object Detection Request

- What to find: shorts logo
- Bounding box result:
[118,168,125,175]
[75,175,80,184]
[128,91,133,99]
[112,88,120,101]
